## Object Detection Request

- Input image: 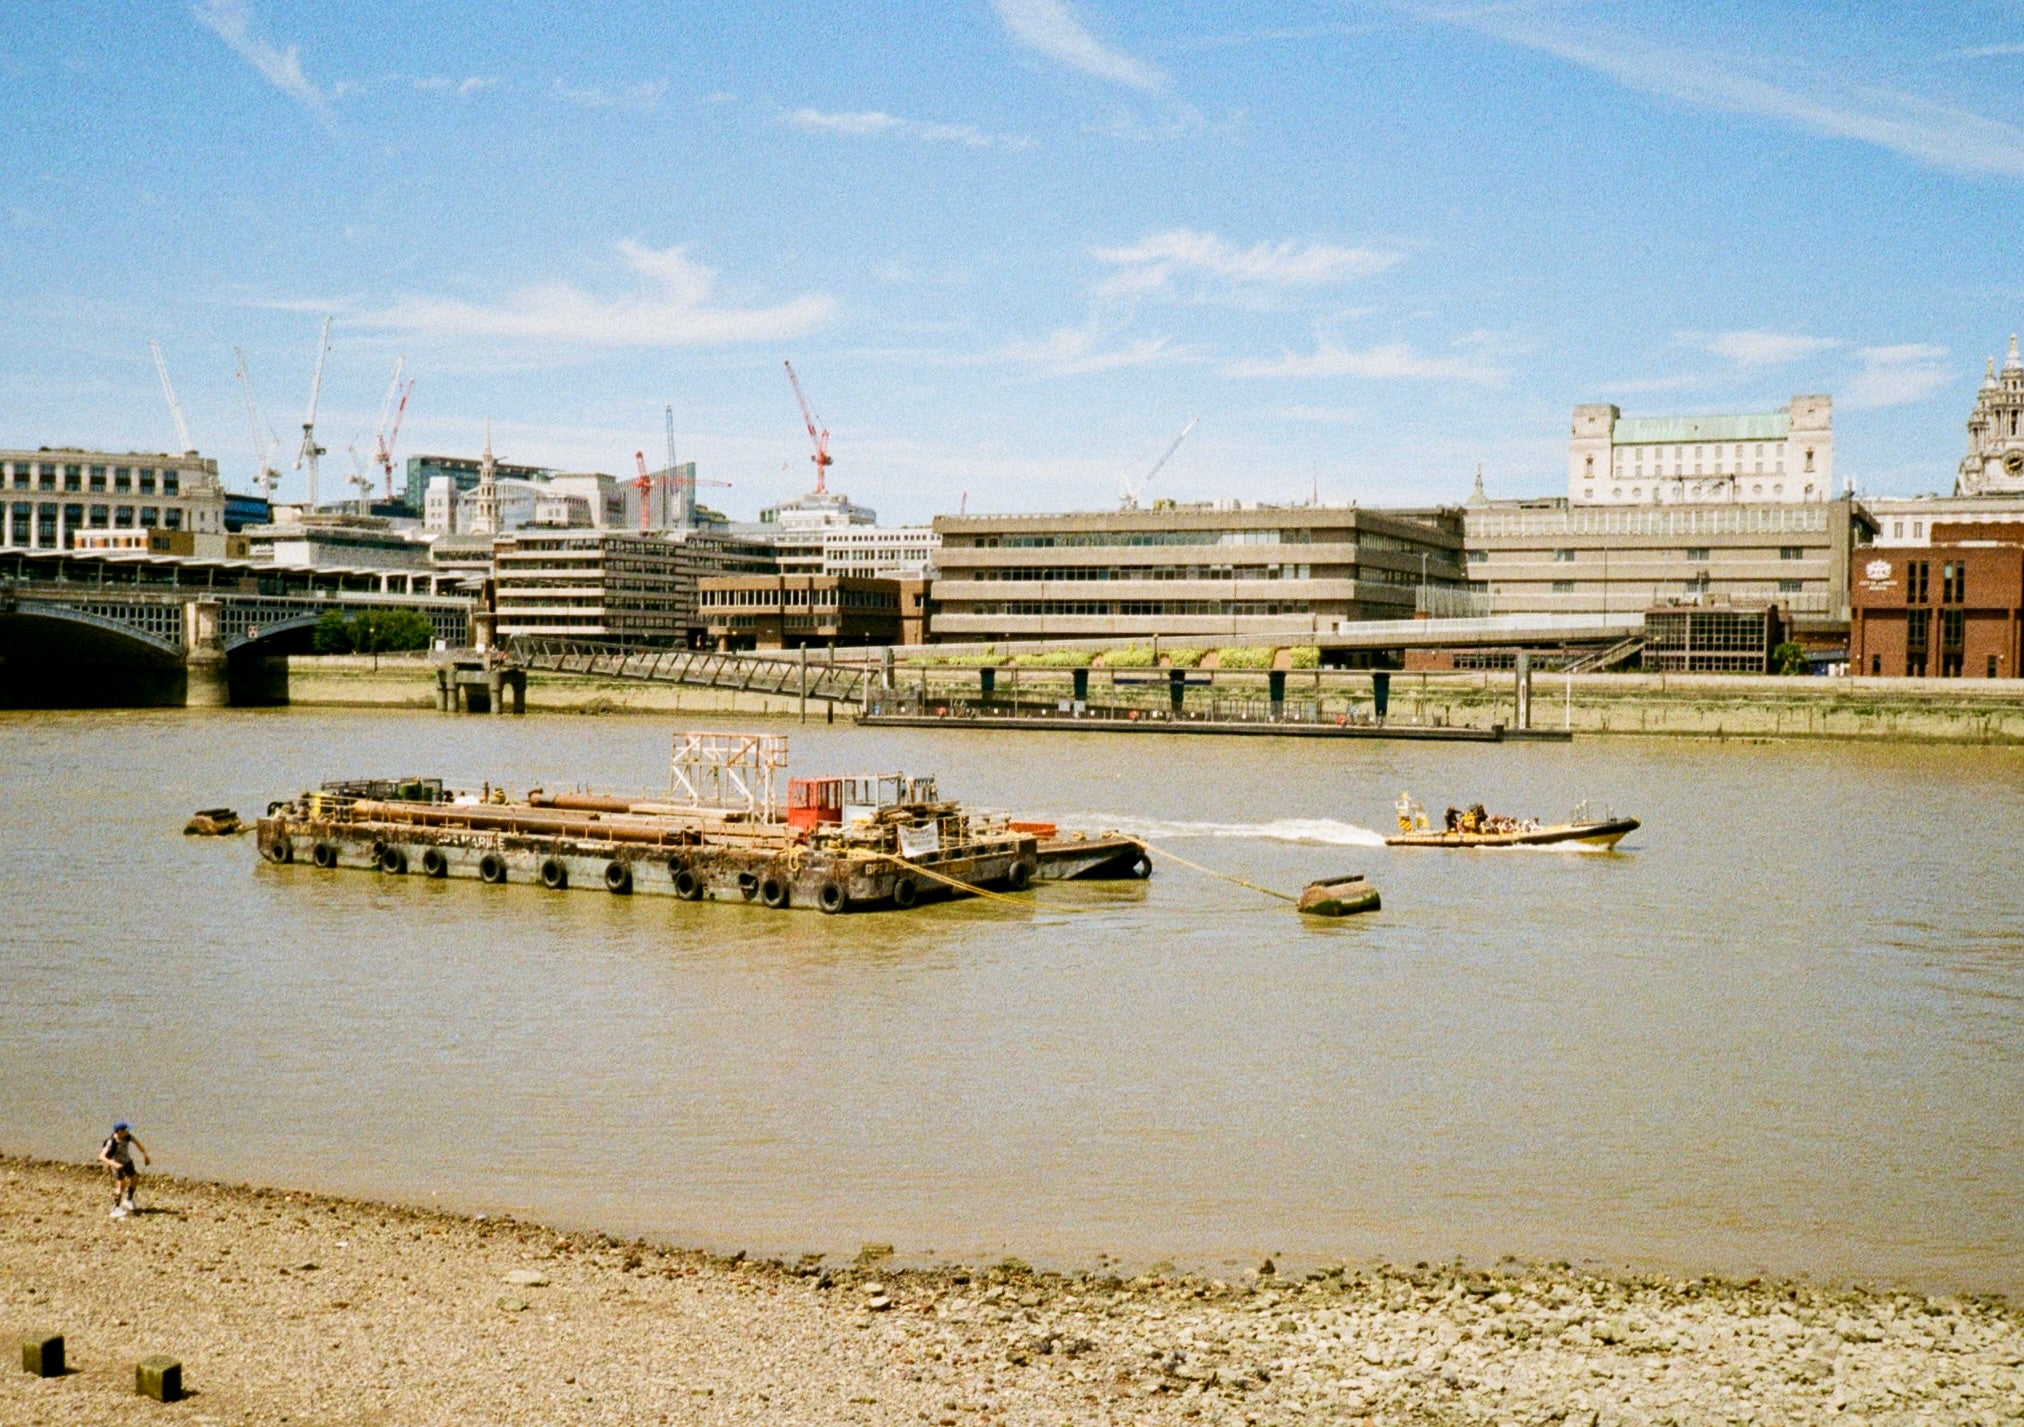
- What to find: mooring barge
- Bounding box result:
[255,732,1055,913]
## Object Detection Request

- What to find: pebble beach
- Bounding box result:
[3,1156,2019,1425]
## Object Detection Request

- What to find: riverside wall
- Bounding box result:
[282,656,2024,742]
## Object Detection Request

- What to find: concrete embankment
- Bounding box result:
[285,656,2024,741]
[4,1156,2018,1426]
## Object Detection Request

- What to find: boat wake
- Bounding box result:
[1076,816,1389,848]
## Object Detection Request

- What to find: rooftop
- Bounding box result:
[1613,413,1790,445]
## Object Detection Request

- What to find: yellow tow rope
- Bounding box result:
[859,853,1053,910]
[1126,838,1297,903]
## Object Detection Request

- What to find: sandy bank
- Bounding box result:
[3,1157,2018,1425]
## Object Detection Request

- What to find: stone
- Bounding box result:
[502,1269,549,1287]
[495,1296,529,1313]
[21,1333,63,1377]
[856,1242,895,1264]
[136,1355,183,1402]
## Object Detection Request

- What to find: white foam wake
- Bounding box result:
[1072,815,1389,848]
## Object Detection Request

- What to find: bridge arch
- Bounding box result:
[0,603,188,708]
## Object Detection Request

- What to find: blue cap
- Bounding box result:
[113,1121,130,1132]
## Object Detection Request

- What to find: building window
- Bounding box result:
[163,508,183,531]
[1941,561,1965,604]
[1779,547,1804,560]
[1778,579,1803,593]
[1584,455,1594,476]
[163,471,179,496]
[1551,580,1575,593]
[1905,608,1929,676]
[64,466,82,492]
[1990,654,2001,679]
[1940,608,1965,677]
[1871,654,1882,676]
[1553,549,1575,562]
[1892,521,1903,538]
[115,505,134,527]
[1611,488,1622,499]
[1466,550,1487,564]
[1906,561,1929,604]
[1803,447,1815,472]
[89,504,109,527]
[1686,546,1709,561]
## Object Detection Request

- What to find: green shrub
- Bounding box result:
[311,607,436,656]
[1011,649,1095,668]
[1287,645,1321,669]
[1214,646,1278,670]
[1165,647,1206,668]
[1771,640,1810,676]
[1099,645,1158,668]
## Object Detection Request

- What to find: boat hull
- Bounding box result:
[1386,817,1639,850]
[1033,833,1151,881]
[255,816,1036,913]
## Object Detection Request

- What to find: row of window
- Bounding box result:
[962,600,1318,617]
[1585,482,1816,502]
[4,504,186,543]
[3,463,186,496]
[971,528,1357,550]
[1902,561,1968,606]
[951,564,1321,582]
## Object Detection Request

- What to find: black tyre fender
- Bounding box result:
[265,837,294,865]
[421,847,449,878]
[478,852,508,884]
[604,861,633,895]
[672,866,703,900]
[311,842,338,869]
[1006,859,1035,891]
[379,845,408,875]
[759,874,790,909]
[539,857,568,890]
[816,880,847,915]
[736,872,760,901]
[1129,853,1153,880]
[891,876,919,910]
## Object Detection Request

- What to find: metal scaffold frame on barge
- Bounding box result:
[669,731,787,822]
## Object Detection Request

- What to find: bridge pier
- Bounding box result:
[184,600,231,708]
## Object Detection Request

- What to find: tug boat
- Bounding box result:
[1385,794,1639,850]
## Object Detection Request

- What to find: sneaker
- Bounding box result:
[110,1206,128,1219]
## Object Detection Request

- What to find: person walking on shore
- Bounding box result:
[99,1121,149,1218]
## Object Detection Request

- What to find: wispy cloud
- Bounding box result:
[191,0,332,125]
[996,321,1193,375]
[413,75,493,96]
[1845,343,1951,409]
[784,108,1034,150]
[990,0,1165,91]
[1679,329,1840,368]
[356,242,835,348]
[1953,43,2024,60]
[1397,3,2024,180]
[551,79,665,111]
[1093,228,1401,299]
[1226,337,1505,384]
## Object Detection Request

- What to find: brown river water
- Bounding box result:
[2,709,2020,1293]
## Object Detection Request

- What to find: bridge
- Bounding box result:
[1,548,472,708]
[512,639,874,707]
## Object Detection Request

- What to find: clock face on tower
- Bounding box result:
[2007,450,2024,478]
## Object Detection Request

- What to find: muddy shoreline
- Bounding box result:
[3,1155,2018,1425]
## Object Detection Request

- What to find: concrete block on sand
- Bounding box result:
[20,1333,63,1377]
[136,1354,183,1402]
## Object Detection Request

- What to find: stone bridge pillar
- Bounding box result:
[184,598,230,707]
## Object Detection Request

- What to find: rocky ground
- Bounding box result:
[2,1156,2019,1426]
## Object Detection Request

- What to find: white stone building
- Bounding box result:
[820,525,939,577]
[1568,397,1833,506]
[1957,335,2024,496]
[2,447,226,550]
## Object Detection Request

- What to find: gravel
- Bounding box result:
[3,1155,2019,1425]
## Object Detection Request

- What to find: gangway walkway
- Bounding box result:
[510,640,874,705]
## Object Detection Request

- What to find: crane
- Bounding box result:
[149,340,196,456]
[664,404,687,529]
[368,358,414,502]
[633,451,654,531]
[345,440,376,502]
[783,359,832,494]
[295,315,333,509]
[233,348,284,498]
[1119,415,1199,510]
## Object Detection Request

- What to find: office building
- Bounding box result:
[699,574,904,649]
[404,452,547,514]
[1568,397,1834,506]
[3,447,227,551]
[930,503,1464,642]
[821,525,939,577]
[1850,523,2024,678]
[492,531,690,643]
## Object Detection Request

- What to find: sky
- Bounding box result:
[1,1,2020,521]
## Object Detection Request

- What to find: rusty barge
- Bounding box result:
[255,732,1148,913]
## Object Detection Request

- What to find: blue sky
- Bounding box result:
[1,1,2019,519]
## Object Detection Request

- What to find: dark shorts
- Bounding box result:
[109,1162,135,1179]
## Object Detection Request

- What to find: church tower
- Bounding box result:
[1958,335,2024,496]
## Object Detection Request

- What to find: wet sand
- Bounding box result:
[3,1156,2019,1425]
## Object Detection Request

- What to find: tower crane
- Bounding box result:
[295,315,332,509]
[1119,415,1198,510]
[368,358,414,502]
[783,359,832,494]
[233,348,284,498]
[149,340,196,456]
[634,451,654,532]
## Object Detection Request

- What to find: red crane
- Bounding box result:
[634,451,654,531]
[783,359,832,494]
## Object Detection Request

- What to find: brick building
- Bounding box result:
[1850,523,2024,678]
